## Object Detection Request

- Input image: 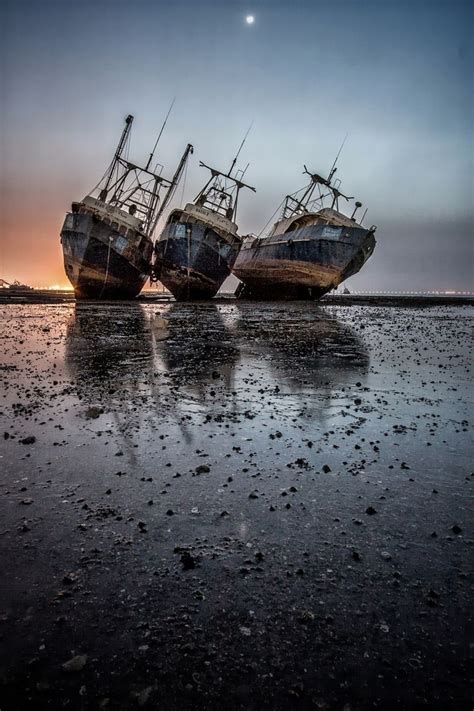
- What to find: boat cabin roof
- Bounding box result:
[270,207,362,237]
[167,203,238,235]
[82,195,143,231]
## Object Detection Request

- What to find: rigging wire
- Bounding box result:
[257,175,334,238]
[98,238,113,299]
[257,197,285,237]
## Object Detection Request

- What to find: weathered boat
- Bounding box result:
[60,114,193,299]
[0,280,33,293]
[233,163,376,300]
[152,154,256,301]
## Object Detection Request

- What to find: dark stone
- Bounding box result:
[195,464,210,474]
[180,551,196,570]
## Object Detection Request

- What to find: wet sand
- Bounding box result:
[0,302,472,710]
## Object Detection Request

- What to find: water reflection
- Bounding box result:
[65,303,153,381]
[156,304,239,396]
[65,302,369,439]
[65,303,157,459]
[154,303,240,398]
[233,303,369,417]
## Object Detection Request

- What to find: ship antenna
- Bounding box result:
[238,162,250,180]
[328,133,348,183]
[228,121,253,177]
[146,98,175,170]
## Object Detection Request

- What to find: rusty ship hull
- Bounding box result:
[61,208,152,300]
[233,223,375,300]
[154,208,242,301]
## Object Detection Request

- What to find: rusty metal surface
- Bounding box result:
[234,223,375,300]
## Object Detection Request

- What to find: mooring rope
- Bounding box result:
[99,237,113,299]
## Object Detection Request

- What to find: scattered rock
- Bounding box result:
[136,686,154,707]
[180,551,196,570]
[62,654,87,672]
[85,407,103,420]
[195,464,210,475]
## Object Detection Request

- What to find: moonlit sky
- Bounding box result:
[0,0,472,290]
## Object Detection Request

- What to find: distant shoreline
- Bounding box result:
[0,290,472,307]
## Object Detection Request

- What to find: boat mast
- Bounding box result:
[327,134,348,182]
[151,143,194,233]
[281,163,353,219]
[91,112,196,237]
[280,135,352,219]
[100,115,134,200]
[145,99,175,171]
[194,162,256,222]
[188,125,255,222]
[228,122,253,177]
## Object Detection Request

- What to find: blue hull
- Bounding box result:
[154,218,241,300]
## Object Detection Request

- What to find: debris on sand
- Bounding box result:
[62,654,87,672]
[0,301,471,711]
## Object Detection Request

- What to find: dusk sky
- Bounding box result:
[1,0,472,290]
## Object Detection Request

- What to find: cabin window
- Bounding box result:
[114,236,128,254]
[321,226,342,238]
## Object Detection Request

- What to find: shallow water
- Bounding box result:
[0,302,472,710]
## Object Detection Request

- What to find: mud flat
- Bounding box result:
[0,302,472,710]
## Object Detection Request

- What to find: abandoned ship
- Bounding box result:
[153,146,256,300]
[233,162,376,300]
[60,114,193,299]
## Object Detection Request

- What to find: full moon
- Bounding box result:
[245,15,255,25]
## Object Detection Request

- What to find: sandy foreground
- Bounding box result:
[0,302,472,710]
